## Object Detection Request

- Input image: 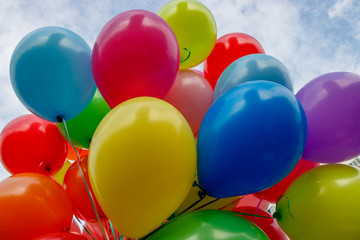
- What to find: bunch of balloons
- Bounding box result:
[2,0,360,239]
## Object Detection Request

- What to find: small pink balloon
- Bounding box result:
[163,69,213,135]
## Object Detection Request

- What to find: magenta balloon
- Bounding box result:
[163,69,213,135]
[296,72,360,163]
[92,10,179,108]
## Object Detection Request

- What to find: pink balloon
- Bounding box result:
[92,10,179,108]
[163,70,213,134]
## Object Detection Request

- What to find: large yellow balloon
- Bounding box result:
[276,164,360,240]
[158,0,217,69]
[88,97,196,239]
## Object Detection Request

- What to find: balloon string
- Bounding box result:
[137,222,167,240]
[59,117,109,240]
[219,197,242,210]
[74,215,96,240]
[109,221,116,240]
[273,195,293,219]
[180,48,191,63]
[233,211,273,219]
[193,197,221,211]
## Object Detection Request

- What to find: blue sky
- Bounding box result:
[1,0,360,179]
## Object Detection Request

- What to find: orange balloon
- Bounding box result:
[66,142,89,160]
[0,173,73,240]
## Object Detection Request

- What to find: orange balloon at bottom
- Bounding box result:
[0,173,73,240]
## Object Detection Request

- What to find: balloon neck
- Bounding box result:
[272,211,281,220]
[56,115,64,122]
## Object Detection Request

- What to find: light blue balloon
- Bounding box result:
[213,54,293,101]
[10,26,96,122]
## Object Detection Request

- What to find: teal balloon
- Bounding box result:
[57,89,110,149]
[147,210,269,240]
[10,26,96,122]
[213,54,293,101]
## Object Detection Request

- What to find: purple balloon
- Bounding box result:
[296,72,360,163]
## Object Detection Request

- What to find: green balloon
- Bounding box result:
[147,210,269,240]
[58,89,110,149]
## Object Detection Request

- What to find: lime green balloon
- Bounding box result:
[58,89,110,149]
[158,0,217,69]
[148,210,269,240]
[276,164,360,240]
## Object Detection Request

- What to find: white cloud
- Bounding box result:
[328,0,354,19]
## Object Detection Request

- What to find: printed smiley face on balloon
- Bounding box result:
[158,0,217,69]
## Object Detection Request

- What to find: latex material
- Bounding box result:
[33,232,88,240]
[10,26,95,122]
[58,90,110,149]
[197,81,306,198]
[172,178,240,217]
[163,69,213,135]
[276,164,360,240]
[296,72,360,163]
[254,159,319,203]
[148,210,269,240]
[158,0,217,69]
[236,194,270,210]
[0,173,73,240]
[0,114,68,175]
[234,206,288,240]
[63,156,106,222]
[213,54,293,101]
[88,97,196,239]
[92,10,179,108]
[66,143,88,160]
[53,160,72,185]
[204,33,265,89]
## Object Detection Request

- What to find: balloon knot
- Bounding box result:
[273,211,281,220]
[56,115,64,122]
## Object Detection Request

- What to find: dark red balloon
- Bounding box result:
[254,159,319,203]
[203,33,265,89]
[0,114,68,174]
[33,232,88,240]
[0,173,73,240]
[63,156,106,222]
[233,206,288,240]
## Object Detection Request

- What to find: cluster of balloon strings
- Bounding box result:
[58,116,118,240]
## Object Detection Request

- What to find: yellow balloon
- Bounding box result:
[172,178,241,217]
[276,164,360,240]
[158,0,217,69]
[53,160,72,185]
[88,97,196,239]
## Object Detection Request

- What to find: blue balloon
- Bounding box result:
[213,54,293,101]
[10,26,96,122]
[197,81,306,198]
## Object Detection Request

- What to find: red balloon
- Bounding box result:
[203,33,265,89]
[33,232,88,240]
[254,159,319,203]
[0,173,73,240]
[92,10,179,108]
[0,114,68,174]
[236,194,270,210]
[63,156,106,222]
[233,206,288,240]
